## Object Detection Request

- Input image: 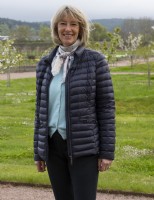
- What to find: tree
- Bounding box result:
[0,24,10,35]
[0,39,23,86]
[11,25,32,41]
[90,23,108,41]
[138,18,154,45]
[39,25,51,41]
[88,28,124,64]
[136,42,154,87]
[124,32,142,67]
[121,18,153,45]
[121,18,139,38]
[102,28,124,63]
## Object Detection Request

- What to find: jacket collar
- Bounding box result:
[47,46,59,64]
[45,45,85,64]
[74,45,85,57]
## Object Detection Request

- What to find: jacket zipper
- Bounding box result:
[65,70,73,165]
[46,71,53,161]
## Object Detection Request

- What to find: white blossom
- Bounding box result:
[0,39,23,73]
[125,32,142,52]
[6,59,10,64]
[123,145,153,158]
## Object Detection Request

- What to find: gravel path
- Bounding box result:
[0,184,153,200]
[1,71,154,81]
[1,57,154,81]
[0,71,36,80]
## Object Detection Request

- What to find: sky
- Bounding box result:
[0,0,153,22]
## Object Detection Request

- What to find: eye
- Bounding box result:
[71,23,79,26]
[59,22,66,26]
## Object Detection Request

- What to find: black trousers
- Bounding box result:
[46,132,99,200]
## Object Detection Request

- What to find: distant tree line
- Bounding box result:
[1,18,154,86]
[0,17,154,46]
[92,18,154,45]
[121,18,154,45]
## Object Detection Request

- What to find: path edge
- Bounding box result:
[0,181,154,198]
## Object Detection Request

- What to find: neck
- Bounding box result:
[60,40,81,52]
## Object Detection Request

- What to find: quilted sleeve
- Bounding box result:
[33,65,43,161]
[95,53,116,160]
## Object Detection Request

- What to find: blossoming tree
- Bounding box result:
[137,41,154,87]
[101,28,124,64]
[89,28,124,65]
[0,39,22,86]
[124,32,142,67]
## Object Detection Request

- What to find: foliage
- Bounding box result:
[137,42,154,61]
[0,39,23,86]
[136,43,154,86]
[0,40,19,72]
[39,25,51,41]
[89,28,124,63]
[11,25,33,41]
[0,24,10,35]
[1,17,154,44]
[0,18,51,41]
[122,32,143,67]
[121,17,154,45]
[92,18,124,31]
[41,47,53,57]
[102,28,124,63]
[125,32,142,52]
[0,17,44,30]
[90,23,108,41]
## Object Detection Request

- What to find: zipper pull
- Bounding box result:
[70,156,73,165]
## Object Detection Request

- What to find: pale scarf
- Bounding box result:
[51,40,81,82]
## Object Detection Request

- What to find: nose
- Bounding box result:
[65,23,71,31]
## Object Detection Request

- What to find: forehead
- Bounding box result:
[59,13,78,22]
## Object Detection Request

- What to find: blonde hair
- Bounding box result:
[51,5,89,46]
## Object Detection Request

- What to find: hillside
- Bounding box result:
[0,18,48,30]
[92,18,124,31]
[0,17,123,31]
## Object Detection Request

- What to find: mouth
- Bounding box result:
[63,33,73,36]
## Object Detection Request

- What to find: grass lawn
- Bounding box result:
[0,66,154,194]
[110,62,154,73]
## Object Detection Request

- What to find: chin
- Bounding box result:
[63,42,74,46]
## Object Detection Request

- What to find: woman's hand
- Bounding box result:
[35,161,46,172]
[98,159,112,172]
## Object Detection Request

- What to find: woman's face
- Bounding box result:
[57,15,80,46]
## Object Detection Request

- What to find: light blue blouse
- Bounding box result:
[48,67,66,139]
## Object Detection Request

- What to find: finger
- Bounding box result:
[35,161,45,172]
[98,159,102,171]
[39,161,46,172]
[37,162,43,172]
[41,161,46,171]
[98,159,112,172]
[98,160,106,171]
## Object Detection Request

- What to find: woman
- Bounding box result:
[34,5,115,200]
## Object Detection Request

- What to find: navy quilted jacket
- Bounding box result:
[34,46,115,162]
